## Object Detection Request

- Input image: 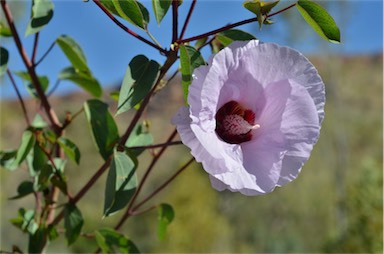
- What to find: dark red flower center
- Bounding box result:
[215,100,260,144]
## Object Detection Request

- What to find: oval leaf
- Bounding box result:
[297,0,340,43]
[0,47,9,77]
[14,71,49,98]
[179,44,205,103]
[95,228,140,254]
[216,29,256,47]
[125,123,153,157]
[59,66,102,97]
[152,0,172,24]
[84,100,119,160]
[157,203,175,240]
[11,130,36,170]
[64,203,84,246]
[117,55,160,115]
[56,35,90,73]
[103,150,138,217]
[9,181,35,200]
[57,137,81,165]
[25,0,54,36]
[112,0,148,30]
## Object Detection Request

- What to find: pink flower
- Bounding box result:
[172,40,325,196]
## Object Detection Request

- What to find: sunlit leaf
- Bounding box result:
[31,114,48,128]
[152,0,171,24]
[95,228,140,253]
[243,0,279,29]
[112,0,148,30]
[125,123,153,156]
[25,0,54,36]
[26,143,46,177]
[103,150,137,217]
[64,203,84,246]
[59,67,102,97]
[9,181,35,200]
[0,47,9,77]
[28,226,46,253]
[0,21,12,37]
[179,44,205,103]
[56,35,90,74]
[0,150,17,171]
[157,203,174,240]
[84,99,119,160]
[215,29,256,47]
[57,137,81,164]
[10,130,36,170]
[116,55,160,115]
[10,208,38,234]
[14,71,49,98]
[297,0,340,43]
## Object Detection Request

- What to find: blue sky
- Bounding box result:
[1,0,383,99]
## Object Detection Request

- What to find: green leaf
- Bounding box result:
[0,47,9,77]
[51,174,68,195]
[112,0,148,30]
[47,225,59,241]
[95,228,140,254]
[297,0,341,43]
[56,35,90,73]
[0,21,12,37]
[64,203,84,246]
[243,0,279,29]
[31,114,48,128]
[27,143,47,177]
[14,71,49,98]
[157,203,174,240]
[28,226,47,253]
[10,208,38,234]
[103,150,137,217]
[10,130,36,170]
[216,29,257,47]
[59,66,102,97]
[0,150,17,170]
[84,99,119,161]
[25,0,54,36]
[9,181,35,200]
[125,123,153,156]
[152,0,172,24]
[57,137,81,164]
[179,44,205,102]
[116,55,160,115]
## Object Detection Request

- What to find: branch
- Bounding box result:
[178,3,297,44]
[35,40,55,67]
[31,33,39,64]
[179,0,196,40]
[172,0,179,43]
[93,0,167,55]
[127,140,182,150]
[7,69,31,126]
[1,0,62,135]
[114,129,178,230]
[132,157,195,212]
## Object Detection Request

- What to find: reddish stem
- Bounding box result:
[114,129,178,230]
[93,0,167,54]
[132,157,195,212]
[7,69,31,126]
[31,32,39,64]
[1,0,62,135]
[178,3,297,44]
[172,0,179,43]
[179,0,196,40]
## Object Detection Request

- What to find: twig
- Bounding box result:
[178,3,297,44]
[114,129,178,230]
[172,0,179,43]
[1,0,62,135]
[132,157,195,212]
[31,32,39,64]
[34,40,55,67]
[93,0,167,55]
[179,0,196,40]
[7,69,31,126]
[127,140,182,150]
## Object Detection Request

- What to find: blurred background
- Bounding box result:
[1,0,383,253]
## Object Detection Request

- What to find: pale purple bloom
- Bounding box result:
[172,40,325,196]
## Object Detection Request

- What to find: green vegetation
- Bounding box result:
[1,54,382,252]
